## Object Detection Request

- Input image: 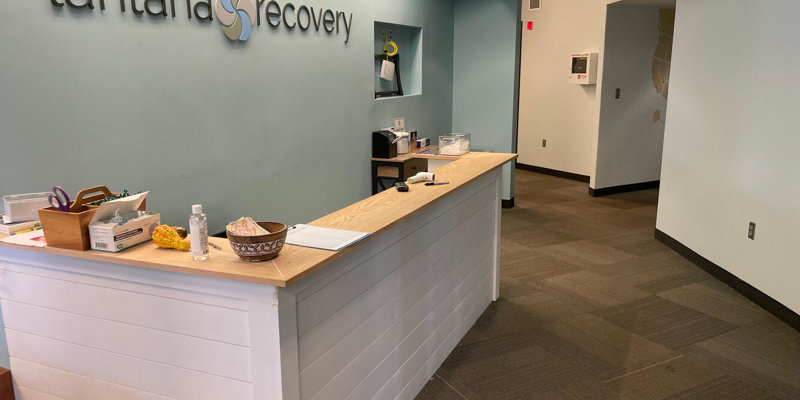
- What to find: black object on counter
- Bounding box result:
[373,130,398,159]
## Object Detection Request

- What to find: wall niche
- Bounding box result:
[374,21,422,99]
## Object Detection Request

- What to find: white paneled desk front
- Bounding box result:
[0,152,516,400]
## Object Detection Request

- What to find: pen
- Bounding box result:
[425,181,450,186]
[11,226,43,235]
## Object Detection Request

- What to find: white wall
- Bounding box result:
[517,0,612,177]
[657,0,800,313]
[593,5,669,189]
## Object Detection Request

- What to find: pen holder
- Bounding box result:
[38,186,146,251]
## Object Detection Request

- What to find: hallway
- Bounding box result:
[417,170,800,400]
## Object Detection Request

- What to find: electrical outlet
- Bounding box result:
[615,88,621,99]
[748,222,756,240]
[542,139,547,148]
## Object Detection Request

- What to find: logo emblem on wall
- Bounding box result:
[50,0,353,45]
[215,0,256,41]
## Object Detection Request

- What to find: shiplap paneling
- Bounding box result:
[290,172,497,301]
[393,282,493,400]
[0,270,250,346]
[247,295,291,400]
[15,386,65,400]
[299,215,493,399]
[0,247,258,310]
[346,263,493,400]
[371,269,492,400]
[5,330,252,400]
[2,300,251,381]
[10,358,176,400]
[298,195,495,370]
[295,179,497,337]
[295,171,500,400]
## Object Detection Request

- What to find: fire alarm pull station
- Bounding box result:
[569,52,598,85]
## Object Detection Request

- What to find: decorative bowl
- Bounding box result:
[226,221,288,262]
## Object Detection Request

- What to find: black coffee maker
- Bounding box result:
[372,130,398,159]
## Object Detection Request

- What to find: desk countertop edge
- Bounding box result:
[0,152,517,287]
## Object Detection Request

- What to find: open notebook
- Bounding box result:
[285,224,370,251]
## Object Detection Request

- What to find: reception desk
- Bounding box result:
[0,152,515,400]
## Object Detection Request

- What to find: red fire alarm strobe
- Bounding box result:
[527,21,533,30]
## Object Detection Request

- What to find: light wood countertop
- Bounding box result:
[370,146,462,162]
[0,152,516,287]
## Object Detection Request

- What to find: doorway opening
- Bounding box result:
[591,0,677,196]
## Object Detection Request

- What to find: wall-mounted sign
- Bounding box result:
[50,0,354,44]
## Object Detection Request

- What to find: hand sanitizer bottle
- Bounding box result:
[190,204,209,261]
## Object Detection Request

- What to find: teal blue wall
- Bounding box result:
[0,0,456,371]
[0,0,521,371]
[452,0,520,199]
[0,0,454,232]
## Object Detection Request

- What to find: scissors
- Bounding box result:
[48,186,72,212]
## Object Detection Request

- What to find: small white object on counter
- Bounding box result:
[407,172,435,184]
[3,192,51,223]
[395,131,410,154]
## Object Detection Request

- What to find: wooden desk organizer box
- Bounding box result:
[38,186,147,251]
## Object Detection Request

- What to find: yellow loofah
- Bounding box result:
[152,225,191,251]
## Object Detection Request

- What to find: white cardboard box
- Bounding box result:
[87,192,159,253]
[89,212,160,252]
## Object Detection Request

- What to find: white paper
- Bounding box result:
[1,229,47,248]
[380,60,396,81]
[89,192,149,224]
[393,117,406,132]
[286,224,370,251]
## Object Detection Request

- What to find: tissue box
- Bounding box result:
[89,212,160,252]
[3,192,51,223]
[395,132,410,154]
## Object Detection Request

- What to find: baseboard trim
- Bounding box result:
[655,229,800,332]
[516,163,590,183]
[502,197,515,209]
[590,180,660,197]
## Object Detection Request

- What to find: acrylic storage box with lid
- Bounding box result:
[438,134,471,156]
[453,133,471,154]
